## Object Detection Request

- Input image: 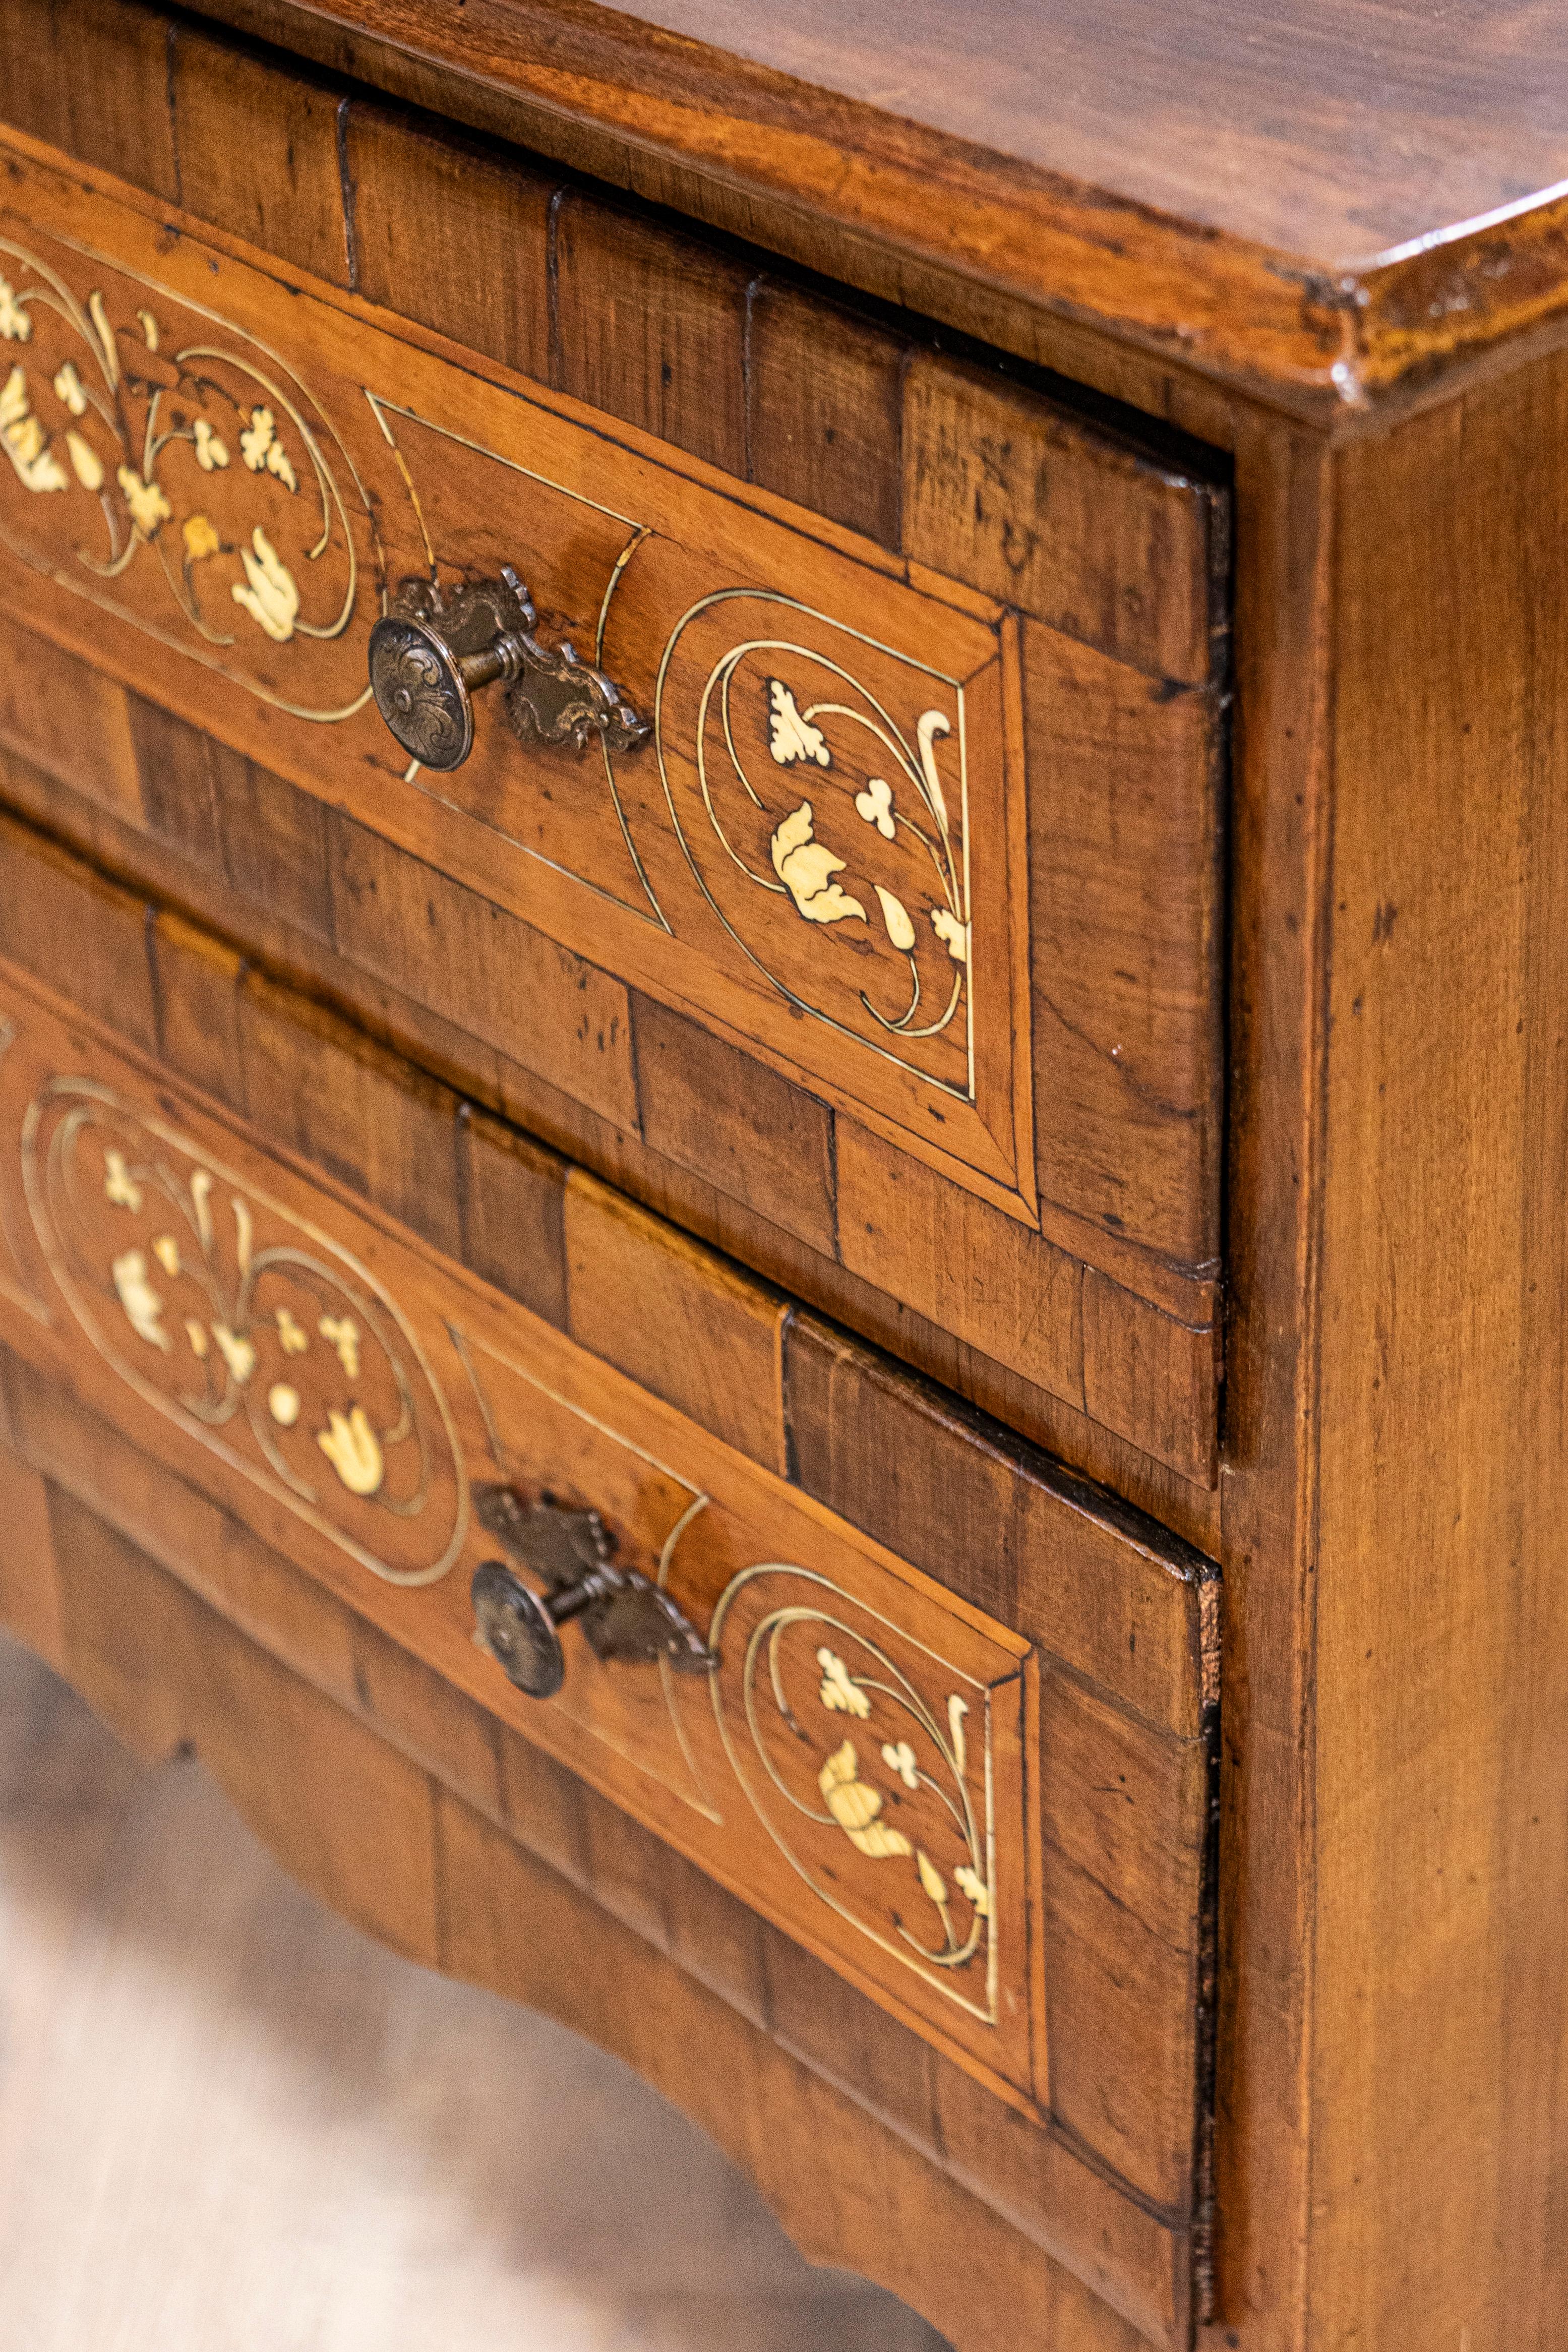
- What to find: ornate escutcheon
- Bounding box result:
[368,567,651,770]
[470,1482,716,1698]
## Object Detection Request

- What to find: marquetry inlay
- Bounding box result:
[708,1566,1003,2022]
[19,1074,469,1584]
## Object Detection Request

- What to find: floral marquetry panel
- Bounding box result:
[708,1566,1027,2036]
[0,956,1042,2107]
[656,605,981,1107]
[25,1083,469,1583]
[0,235,375,719]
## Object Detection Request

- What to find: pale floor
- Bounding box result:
[0,1630,947,2352]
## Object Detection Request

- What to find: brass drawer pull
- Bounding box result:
[368,567,651,772]
[470,1484,715,1699]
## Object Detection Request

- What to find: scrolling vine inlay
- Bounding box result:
[655,593,977,1102]
[22,1080,468,1584]
[0,238,377,719]
[707,1563,1006,2024]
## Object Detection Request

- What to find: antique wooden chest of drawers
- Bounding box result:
[2,5,1566,2350]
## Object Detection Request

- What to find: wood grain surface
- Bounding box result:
[95,0,1568,412]
[0,92,1230,1482]
[1297,325,1568,2352]
[1198,394,1334,2352]
[151,825,1213,1726]
[450,0,1568,272]
[0,714,1224,1556]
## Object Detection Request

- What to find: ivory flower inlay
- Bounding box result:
[874,884,916,951]
[103,1149,143,1211]
[116,463,172,536]
[111,1249,168,1351]
[917,1850,949,1910]
[239,404,298,492]
[182,512,220,563]
[819,1741,914,1860]
[52,362,87,416]
[231,526,299,642]
[66,432,102,492]
[317,1404,385,1498]
[1,368,66,492]
[275,1307,310,1356]
[767,677,829,767]
[0,278,31,341]
[319,1312,360,1377]
[954,1865,990,1918]
[931,908,969,964]
[855,775,895,838]
[211,1322,258,1386]
[818,1646,872,1718]
[770,802,867,927]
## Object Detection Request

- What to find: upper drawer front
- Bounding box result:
[0,124,1227,1483]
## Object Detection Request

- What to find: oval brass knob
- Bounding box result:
[368,566,651,773]
[470,1486,716,1701]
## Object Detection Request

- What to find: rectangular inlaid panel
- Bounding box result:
[0,954,1043,2108]
[0,127,1227,1484]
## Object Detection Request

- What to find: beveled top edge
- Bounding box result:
[176,0,1568,416]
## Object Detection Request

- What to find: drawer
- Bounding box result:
[0,817,1217,2344]
[0,101,1228,1487]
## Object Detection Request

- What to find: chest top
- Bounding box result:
[166,0,1568,414]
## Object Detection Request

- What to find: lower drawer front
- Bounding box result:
[0,867,1216,2341]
